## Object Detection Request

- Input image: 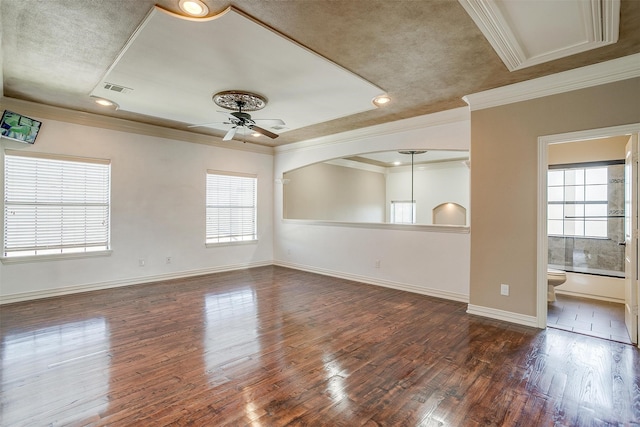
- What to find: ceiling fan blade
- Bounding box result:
[250,125,279,139]
[223,127,238,141]
[188,121,229,128]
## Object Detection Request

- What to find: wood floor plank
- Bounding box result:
[1,266,638,426]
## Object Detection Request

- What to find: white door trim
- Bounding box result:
[537,124,640,348]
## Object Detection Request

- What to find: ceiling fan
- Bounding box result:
[189,91,285,141]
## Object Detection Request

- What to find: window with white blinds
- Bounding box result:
[3,152,111,258]
[206,171,257,244]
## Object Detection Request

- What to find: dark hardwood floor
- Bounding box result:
[1,266,638,426]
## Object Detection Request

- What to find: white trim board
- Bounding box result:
[1,260,469,305]
[0,260,272,305]
[466,304,538,328]
[463,53,640,111]
[275,107,470,154]
[274,260,470,303]
[458,0,619,72]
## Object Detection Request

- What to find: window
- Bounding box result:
[547,166,608,238]
[206,171,257,244]
[3,152,111,258]
[390,200,416,224]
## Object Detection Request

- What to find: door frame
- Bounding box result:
[537,123,640,348]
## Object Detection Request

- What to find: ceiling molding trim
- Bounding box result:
[457,0,524,71]
[462,53,640,111]
[0,97,274,155]
[324,158,387,175]
[275,107,470,154]
[458,0,620,71]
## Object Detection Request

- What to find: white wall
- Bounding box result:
[274,108,471,302]
[386,161,470,225]
[0,118,274,302]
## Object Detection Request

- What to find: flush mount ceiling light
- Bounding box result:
[178,0,209,17]
[91,96,119,109]
[373,95,391,107]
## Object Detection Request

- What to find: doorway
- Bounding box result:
[537,124,640,346]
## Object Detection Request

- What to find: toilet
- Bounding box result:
[547,269,567,302]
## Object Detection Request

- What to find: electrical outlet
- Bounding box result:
[166,257,172,264]
[375,260,381,268]
[138,259,145,267]
[500,284,509,296]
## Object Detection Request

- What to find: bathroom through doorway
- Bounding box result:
[537,124,640,346]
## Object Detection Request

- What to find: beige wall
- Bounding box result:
[548,135,627,164]
[283,162,386,222]
[469,78,640,317]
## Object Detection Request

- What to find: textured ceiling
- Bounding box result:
[2,0,640,147]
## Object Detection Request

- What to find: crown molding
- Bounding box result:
[463,53,640,111]
[275,107,470,154]
[458,0,620,72]
[0,97,274,155]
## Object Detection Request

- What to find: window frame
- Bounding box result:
[390,200,416,224]
[547,161,618,239]
[205,170,258,246]
[2,150,112,262]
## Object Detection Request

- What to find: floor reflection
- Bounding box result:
[204,287,260,384]
[1,317,110,426]
[323,353,348,403]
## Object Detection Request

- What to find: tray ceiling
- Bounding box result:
[1,0,639,147]
[459,0,620,71]
[90,6,385,138]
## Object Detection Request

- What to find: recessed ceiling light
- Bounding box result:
[179,0,209,17]
[373,95,391,106]
[393,161,402,166]
[92,97,119,109]
[251,132,261,137]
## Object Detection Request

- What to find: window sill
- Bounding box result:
[1,250,113,265]
[206,239,259,248]
[281,219,470,234]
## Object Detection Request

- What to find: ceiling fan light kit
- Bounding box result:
[189,90,284,142]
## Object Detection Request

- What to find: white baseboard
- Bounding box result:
[466,304,539,328]
[2,259,471,306]
[274,260,469,303]
[0,261,272,304]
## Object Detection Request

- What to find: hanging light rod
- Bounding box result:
[398,151,427,224]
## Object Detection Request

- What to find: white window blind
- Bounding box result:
[206,172,257,244]
[4,152,111,258]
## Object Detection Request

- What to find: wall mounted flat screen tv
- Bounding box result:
[1,110,42,144]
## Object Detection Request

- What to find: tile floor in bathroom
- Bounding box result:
[548,293,632,344]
